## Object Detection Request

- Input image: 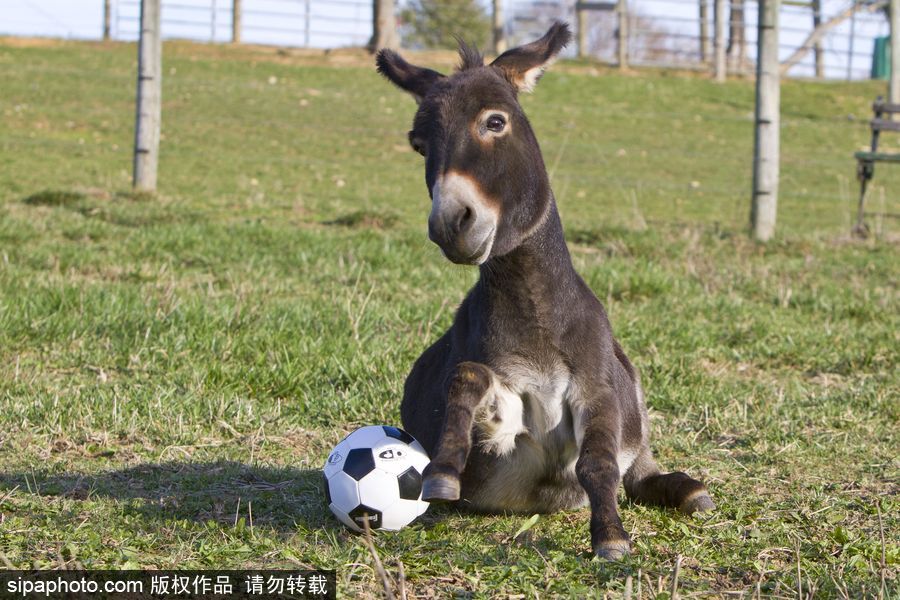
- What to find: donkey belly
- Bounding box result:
[457,366,589,513]
[460,442,588,513]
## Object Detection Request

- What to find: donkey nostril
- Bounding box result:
[458,205,474,232]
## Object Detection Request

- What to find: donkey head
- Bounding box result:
[376,22,571,265]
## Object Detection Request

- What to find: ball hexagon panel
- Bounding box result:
[348,505,383,531]
[380,499,424,531]
[371,439,416,476]
[397,467,423,501]
[407,443,430,473]
[356,468,403,512]
[343,448,376,481]
[322,446,347,479]
[326,470,361,514]
[342,425,391,450]
[382,425,415,445]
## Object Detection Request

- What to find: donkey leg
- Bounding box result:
[623,449,715,515]
[421,361,494,502]
[576,417,632,560]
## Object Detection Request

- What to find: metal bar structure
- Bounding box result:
[751,0,781,241]
[133,0,162,191]
[575,1,616,58]
[99,0,890,81]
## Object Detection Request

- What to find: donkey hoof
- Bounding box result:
[681,491,715,515]
[594,539,631,561]
[421,474,460,502]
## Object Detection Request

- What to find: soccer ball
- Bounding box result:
[322,425,431,532]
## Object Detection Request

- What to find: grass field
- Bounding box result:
[0,38,897,598]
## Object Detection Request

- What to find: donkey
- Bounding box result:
[376,22,714,559]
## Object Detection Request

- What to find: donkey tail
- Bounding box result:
[622,449,715,515]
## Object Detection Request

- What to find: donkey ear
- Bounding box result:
[376,50,445,103]
[490,21,572,93]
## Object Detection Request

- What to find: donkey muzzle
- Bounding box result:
[428,172,497,265]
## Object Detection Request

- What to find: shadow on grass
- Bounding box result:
[0,461,337,534]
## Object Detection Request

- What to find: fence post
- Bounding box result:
[617,0,628,69]
[232,0,241,43]
[133,0,162,192]
[891,0,900,104]
[751,0,780,241]
[714,0,726,81]
[492,0,507,54]
[103,0,112,40]
[728,0,747,72]
[699,0,710,62]
[847,3,856,80]
[211,0,217,42]
[577,3,588,58]
[304,0,311,47]
[812,0,823,78]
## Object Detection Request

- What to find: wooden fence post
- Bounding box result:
[133,0,162,191]
[304,0,311,47]
[812,0,823,77]
[232,0,241,43]
[714,0,726,81]
[700,0,710,62]
[577,3,588,58]
[891,0,900,104]
[751,0,780,241]
[103,0,112,40]
[211,0,217,42]
[617,0,628,68]
[492,0,507,54]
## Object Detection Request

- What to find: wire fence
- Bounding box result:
[2,2,897,234]
[111,0,373,48]
[509,0,888,79]
[0,0,890,79]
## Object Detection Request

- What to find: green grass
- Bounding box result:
[0,38,897,598]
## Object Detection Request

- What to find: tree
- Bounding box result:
[400,0,491,50]
[369,0,399,52]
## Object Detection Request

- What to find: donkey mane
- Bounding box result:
[455,39,484,71]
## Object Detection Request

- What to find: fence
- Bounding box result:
[509,0,888,79]
[0,0,889,80]
[110,0,372,48]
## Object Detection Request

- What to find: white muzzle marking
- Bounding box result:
[430,171,498,264]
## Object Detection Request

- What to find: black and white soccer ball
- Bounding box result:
[322,425,431,532]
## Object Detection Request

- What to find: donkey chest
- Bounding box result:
[467,358,586,511]
[495,358,577,445]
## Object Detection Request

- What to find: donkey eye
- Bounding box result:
[409,135,427,156]
[485,114,506,133]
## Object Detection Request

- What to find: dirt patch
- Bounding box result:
[322,210,397,230]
